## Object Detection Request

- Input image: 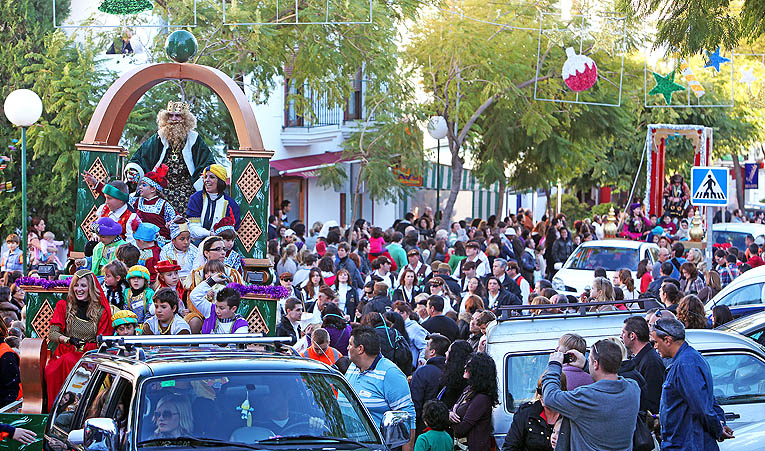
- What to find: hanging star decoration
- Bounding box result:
[704,48,731,72]
[649,70,686,105]
[740,67,757,90]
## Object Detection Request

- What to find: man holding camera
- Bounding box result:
[542,339,640,450]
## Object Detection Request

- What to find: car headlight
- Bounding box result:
[552,277,565,292]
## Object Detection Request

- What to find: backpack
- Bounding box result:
[376,322,413,376]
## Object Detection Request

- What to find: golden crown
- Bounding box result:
[166,101,190,114]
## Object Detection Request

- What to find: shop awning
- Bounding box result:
[270,151,350,178]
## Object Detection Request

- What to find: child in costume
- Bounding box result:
[160,220,198,279]
[90,218,128,276]
[80,176,141,244]
[142,287,191,335]
[190,280,248,334]
[134,223,161,282]
[1,234,23,273]
[187,164,241,242]
[154,259,203,332]
[216,219,243,273]
[116,243,140,268]
[130,165,176,244]
[102,260,129,310]
[124,265,155,323]
[112,310,140,336]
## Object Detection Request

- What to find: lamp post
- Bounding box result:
[427,116,448,223]
[4,89,43,274]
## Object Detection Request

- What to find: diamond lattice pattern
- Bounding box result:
[80,205,99,239]
[237,212,262,252]
[86,157,109,198]
[237,162,263,204]
[246,306,269,335]
[31,301,54,339]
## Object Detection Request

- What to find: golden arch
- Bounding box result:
[80,63,264,151]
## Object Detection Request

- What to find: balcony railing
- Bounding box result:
[284,80,373,130]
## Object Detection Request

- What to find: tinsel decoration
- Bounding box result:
[98,0,154,15]
[226,283,289,299]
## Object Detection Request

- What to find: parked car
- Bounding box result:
[0,335,410,451]
[712,223,765,250]
[552,240,659,296]
[705,265,765,320]
[717,310,765,346]
[486,306,765,450]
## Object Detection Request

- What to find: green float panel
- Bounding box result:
[238,295,277,336]
[74,146,124,251]
[22,288,67,352]
[229,153,272,259]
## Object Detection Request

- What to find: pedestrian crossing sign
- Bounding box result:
[691,166,729,206]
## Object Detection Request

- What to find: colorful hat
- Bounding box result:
[166,101,190,114]
[134,222,160,242]
[155,259,181,273]
[93,217,122,237]
[212,214,235,235]
[170,220,190,240]
[203,164,228,183]
[102,182,130,204]
[112,310,138,328]
[127,265,151,282]
[142,164,169,192]
[652,226,665,236]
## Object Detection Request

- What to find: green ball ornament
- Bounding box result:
[165,30,197,63]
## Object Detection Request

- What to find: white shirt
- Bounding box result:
[337,283,352,312]
[511,274,531,304]
[453,253,490,279]
[96,203,138,244]
[144,314,191,335]
[159,242,199,279]
[365,270,397,290]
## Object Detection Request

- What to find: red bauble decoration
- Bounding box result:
[561,47,598,92]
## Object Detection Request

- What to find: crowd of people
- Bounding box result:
[0,197,752,450]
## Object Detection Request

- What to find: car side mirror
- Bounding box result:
[380,410,411,448]
[554,262,563,270]
[74,418,119,451]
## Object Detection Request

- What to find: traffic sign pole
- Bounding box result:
[706,207,713,268]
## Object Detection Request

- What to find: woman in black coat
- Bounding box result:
[451,352,499,451]
[502,372,567,451]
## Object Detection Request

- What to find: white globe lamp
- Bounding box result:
[4,89,42,127]
[4,88,43,274]
[427,116,448,140]
[427,116,448,224]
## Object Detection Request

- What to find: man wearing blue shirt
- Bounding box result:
[346,326,415,451]
[651,318,734,450]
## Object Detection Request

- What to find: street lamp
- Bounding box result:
[4,89,43,274]
[427,116,448,223]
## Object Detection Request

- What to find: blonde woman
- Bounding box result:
[588,277,616,312]
[151,394,193,439]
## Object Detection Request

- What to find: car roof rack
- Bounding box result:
[496,300,649,322]
[95,334,298,359]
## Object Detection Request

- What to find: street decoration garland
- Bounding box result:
[678,59,705,98]
[561,47,598,92]
[16,276,71,290]
[649,70,686,105]
[704,47,731,72]
[98,0,154,15]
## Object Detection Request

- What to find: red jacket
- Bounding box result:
[747,255,765,268]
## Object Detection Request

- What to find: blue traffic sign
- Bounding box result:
[745,163,759,189]
[691,166,729,206]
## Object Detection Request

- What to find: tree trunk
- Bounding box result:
[497,178,507,219]
[731,152,745,209]
[440,142,464,228]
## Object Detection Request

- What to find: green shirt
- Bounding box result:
[387,242,407,270]
[92,238,127,277]
[414,429,453,451]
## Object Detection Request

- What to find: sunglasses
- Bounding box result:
[282,278,293,282]
[652,322,675,339]
[154,410,178,419]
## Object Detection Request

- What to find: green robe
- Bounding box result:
[92,238,127,277]
[126,131,215,191]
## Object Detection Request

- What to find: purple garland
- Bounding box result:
[16,276,71,290]
[227,283,289,299]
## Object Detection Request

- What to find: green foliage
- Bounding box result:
[591,202,616,218]
[560,193,590,223]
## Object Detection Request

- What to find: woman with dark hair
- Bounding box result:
[680,262,705,295]
[432,239,448,263]
[361,312,413,376]
[450,352,499,450]
[44,270,113,409]
[677,295,709,329]
[502,371,567,451]
[711,305,734,328]
[637,258,652,293]
[317,256,337,286]
[183,236,243,291]
[660,283,682,313]
[392,268,423,306]
[437,340,473,409]
[543,226,559,280]
[333,268,359,319]
[698,270,722,303]
[321,303,352,355]
[301,268,325,307]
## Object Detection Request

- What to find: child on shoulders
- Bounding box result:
[142,287,191,335]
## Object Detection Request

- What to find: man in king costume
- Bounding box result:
[125,101,216,213]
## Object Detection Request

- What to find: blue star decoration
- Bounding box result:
[704,48,730,72]
[649,70,686,105]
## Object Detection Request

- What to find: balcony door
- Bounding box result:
[271,176,306,226]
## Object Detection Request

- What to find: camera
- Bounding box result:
[562,352,575,364]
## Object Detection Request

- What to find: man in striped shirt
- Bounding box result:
[345,326,415,451]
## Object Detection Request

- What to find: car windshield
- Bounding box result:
[714,231,755,251]
[136,372,380,447]
[566,247,639,272]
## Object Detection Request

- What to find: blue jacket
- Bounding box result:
[409,355,446,434]
[660,342,725,450]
